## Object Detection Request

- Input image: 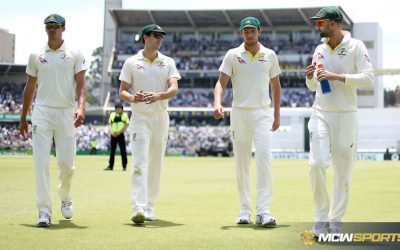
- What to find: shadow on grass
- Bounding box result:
[20,220,88,230]
[124,219,184,228]
[220,223,291,231]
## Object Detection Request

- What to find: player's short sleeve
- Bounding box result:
[269,51,281,78]
[74,50,87,74]
[26,53,38,77]
[168,58,181,80]
[219,50,233,77]
[119,59,134,84]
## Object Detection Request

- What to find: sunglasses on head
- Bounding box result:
[150,32,164,39]
[315,19,329,28]
[45,23,62,30]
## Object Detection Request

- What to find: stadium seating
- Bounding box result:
[0,82,24,114]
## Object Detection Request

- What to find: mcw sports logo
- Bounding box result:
[236,56,246,64]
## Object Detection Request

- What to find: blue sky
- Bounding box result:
[1,0,399,87]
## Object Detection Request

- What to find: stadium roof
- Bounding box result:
[0,63,26,76]
[110,7,352,29]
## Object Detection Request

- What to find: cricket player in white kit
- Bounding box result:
[19,14,87,227]
[214,17,281,227]
[305,7,374,236]
[119,24,180,224]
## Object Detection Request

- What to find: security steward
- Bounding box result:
[105,103,129,171]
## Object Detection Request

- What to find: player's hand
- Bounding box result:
[214,104,224,119]
[132,90,145,103]
[305,62,316,79]
[316,68,336,81]
[142,92,161,104]
[272,116,280,131]
[73,108,85,128]
[18,117,29,139]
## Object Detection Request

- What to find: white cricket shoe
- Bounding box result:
[131,207,145,224]
[312,222,329,238]
[329,222,342,234]
[145,208,156,221]
[255,213,277,228]
[61,200,74,219]
[236,212,251,224]
[37,212,51,227]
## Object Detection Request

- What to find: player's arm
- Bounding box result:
[18,75,37,139]
[343,41,374,87]
[214,72,230,119]
[119,81,145,103]
[270,75,281,131]
[142,77,179,104]
[74,70,86,128]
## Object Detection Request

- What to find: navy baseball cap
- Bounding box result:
[44,14,65,24]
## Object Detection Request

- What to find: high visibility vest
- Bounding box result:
[109,112,129,133]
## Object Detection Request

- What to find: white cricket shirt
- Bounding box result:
[306,32,374,112]
[219,43,281,108]
[26,42,87,108]
[119,50,181,113]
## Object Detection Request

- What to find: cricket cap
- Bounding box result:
[44,14,65,24]
[240,17,261,30]
[140,24,166,39]
[310,6,343,22]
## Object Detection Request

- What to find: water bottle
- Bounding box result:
[317,64,331,94]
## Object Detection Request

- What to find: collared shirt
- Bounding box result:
[26,42,87,108]
[219,42,281,108]
[119,50,181,113]
[306,31,374,112]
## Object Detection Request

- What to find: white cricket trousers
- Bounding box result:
[308,109,357,223]
[230,107,274,215]
[130,110,169,211]
[31,106,76,216]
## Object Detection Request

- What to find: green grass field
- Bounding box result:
[0,156,399,249]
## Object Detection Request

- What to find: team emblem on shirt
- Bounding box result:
[337,48,347,58]
[156,60,166,67]
[32,125,37,134]
[364,54,371,62]
[316,53,325,60]
[258,56,267,62]
[337,48,346,56]
[61,53,70,60]
[236,56,246,64]
[135,64,144,70]
[39,55,48,64]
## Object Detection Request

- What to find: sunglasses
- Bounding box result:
[45,24,62,30]
[151,32,164,39]
[315,19,329,28]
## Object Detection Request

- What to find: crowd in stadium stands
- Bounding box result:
[0,124,233,157]
[0,82,24,114]
[112,33,319,71]
[0,124,31,150]
[168,126,232,156]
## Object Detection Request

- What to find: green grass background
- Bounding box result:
[0,156,399,249]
